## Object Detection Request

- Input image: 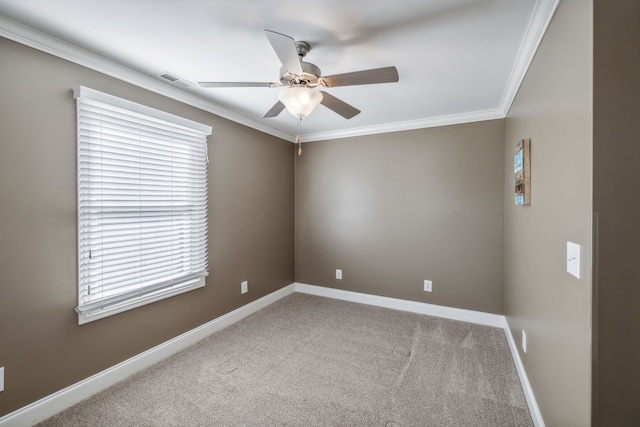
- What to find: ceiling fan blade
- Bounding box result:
[319,91,361,119]
[323,66,399,87]
[264,30,304,76]
[263,101,286,118]
[198,82,278,88]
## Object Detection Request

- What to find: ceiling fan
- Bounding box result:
[198,30,399,120]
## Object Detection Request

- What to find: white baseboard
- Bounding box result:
[1,282,543,427]
[0,284,296,427]
[503,322,546,427]
[294,282,507,328]
[294,282,544,427]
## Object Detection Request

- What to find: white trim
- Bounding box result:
[503,320,546,427]
[1,2,558,143]
[76,280,206,325]
[301,109,505,142]
[0,15,291,143]
[0,283,544,427]
[74,86,212,135]
[294,282,544,426]
[0,284,296,427]
[294,282,507,328]
[499,0,560,117]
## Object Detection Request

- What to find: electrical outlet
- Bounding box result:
[241,281,248,294]
[336,269,342,280]
[0,367,4,392]
[423,280,432,292]
[522,330,527,353]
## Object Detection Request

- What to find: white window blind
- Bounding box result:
[74,86,212,324]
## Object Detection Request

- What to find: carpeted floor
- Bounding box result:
[38,293,533,426]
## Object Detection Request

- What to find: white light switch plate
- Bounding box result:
[0,367,4,392]
[567,241,581,279]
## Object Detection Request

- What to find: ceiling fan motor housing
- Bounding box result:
[277,40,321,86]
[280,61,322,87]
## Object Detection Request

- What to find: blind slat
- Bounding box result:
[76,86,211,323]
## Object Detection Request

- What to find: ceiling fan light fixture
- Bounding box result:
[278,86,323,119]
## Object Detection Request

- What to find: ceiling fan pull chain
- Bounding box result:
[296,117,302,156]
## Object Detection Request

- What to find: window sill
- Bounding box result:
[77,279,205,325]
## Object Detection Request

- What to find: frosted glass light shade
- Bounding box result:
[278,87,323,119]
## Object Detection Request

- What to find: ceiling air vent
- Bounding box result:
[157,72,194,88]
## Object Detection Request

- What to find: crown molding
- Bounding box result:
[1,0,558,143]
[0,15,291,142]
[499,0,560,116]
[301,108,505,142]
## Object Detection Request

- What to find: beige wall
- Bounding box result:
[504,0,592,425]
[0,37,294,417]
[11,1,640,424]
[295,120,505,314]
[593,0,640,424]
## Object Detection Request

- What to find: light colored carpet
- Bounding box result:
[38,293,533,426]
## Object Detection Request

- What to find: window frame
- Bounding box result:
[74,86,212,324]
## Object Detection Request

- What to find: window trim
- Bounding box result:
[74,86,212,324]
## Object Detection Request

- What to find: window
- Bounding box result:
[74,86,212,324]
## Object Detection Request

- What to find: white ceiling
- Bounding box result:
[0,0,558,142]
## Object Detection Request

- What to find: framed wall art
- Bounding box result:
[514,138,531,206]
